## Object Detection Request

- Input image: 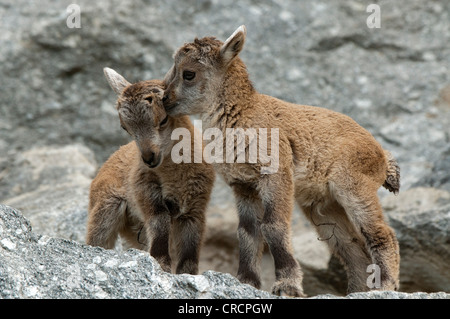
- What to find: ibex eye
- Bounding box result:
[120,123,130,134]
[160,115,169,127]
[183,71,196,81]
[145,96,153,104]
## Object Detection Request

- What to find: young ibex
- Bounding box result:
[86,68,215,275]
[163,26,400,296]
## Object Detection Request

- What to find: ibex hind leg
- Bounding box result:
[300,201,372,293]
[119,212,148,251]
[330,177,400,291]
[86,198,127,249]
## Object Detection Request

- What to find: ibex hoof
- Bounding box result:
[272,279,305,298]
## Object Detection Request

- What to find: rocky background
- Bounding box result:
[0,0,449,298]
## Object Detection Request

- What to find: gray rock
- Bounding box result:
[313,291,449,299]
[0,204,276,299]
[0,0,449,188]
[0,0,449,299]
[3,144,97,242]
[3,144,448,296]
[1,204,448,299]
[382,188,450,292]
[0,143,338,295]
[416,145,450,192]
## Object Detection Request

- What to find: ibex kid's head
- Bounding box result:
[103,67,171,168]
[163,25,247,116]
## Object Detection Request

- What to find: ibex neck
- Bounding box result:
[204,58,255,131]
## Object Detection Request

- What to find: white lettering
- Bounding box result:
[366,264,381,288]
[171,128,191,163]
[66,4,81,29]
[366,4,381,29]
[170,121,280,174]
[222,303,272,314]
[178,303,212,316]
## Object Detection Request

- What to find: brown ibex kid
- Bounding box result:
[163,26,400,296]
[86,68,215,275]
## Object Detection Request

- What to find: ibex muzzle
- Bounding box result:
[139,142,161,168]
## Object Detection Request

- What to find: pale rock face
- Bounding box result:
[1,204,449,299]
[0,0,449,298]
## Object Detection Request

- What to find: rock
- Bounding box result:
[0,0,449,183]
[4,144,448,296]
[2,144,97,242]
[1,204,448,299]
[416,145,450,192]
[0,0,449,299]
[313,291,449,299]
[382,187,450,292]
[0,0,176,164]
[0,144,96,199]
[0,204,275,299]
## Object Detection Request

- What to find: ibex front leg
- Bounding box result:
[146,210,172,273]
[231,182,265,289]
[135,183,172,273]
[172,212,205,275]
[259,170,305,297]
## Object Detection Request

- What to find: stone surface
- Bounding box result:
[1,143,332,295]
[0,204,275,299]
[382,188,450,292]
[3,144,97,242]
[0,0,449,299]
[0,0,449,190]
[313,291,449,299]
[1,204,448,299]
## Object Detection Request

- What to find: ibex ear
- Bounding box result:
[163,65,175,85]
[220,25,246,66]
[103,67,131,95]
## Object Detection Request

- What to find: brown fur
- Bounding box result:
[163,26,400,295]
[86,69,215,275]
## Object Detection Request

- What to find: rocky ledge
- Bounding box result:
[0,0,449,300]
[0,204,448,299]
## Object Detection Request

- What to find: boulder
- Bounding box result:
[0,204,274,299]
[0,0,449,186]
[0,0,449,299]
[382,187,450,292]
[3,144,450,296]
[3,144,97,242]
[1,204,448,299]
[313,291,449,299]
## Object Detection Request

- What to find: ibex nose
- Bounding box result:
[142,152,156,168]
[162,95,169,103]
